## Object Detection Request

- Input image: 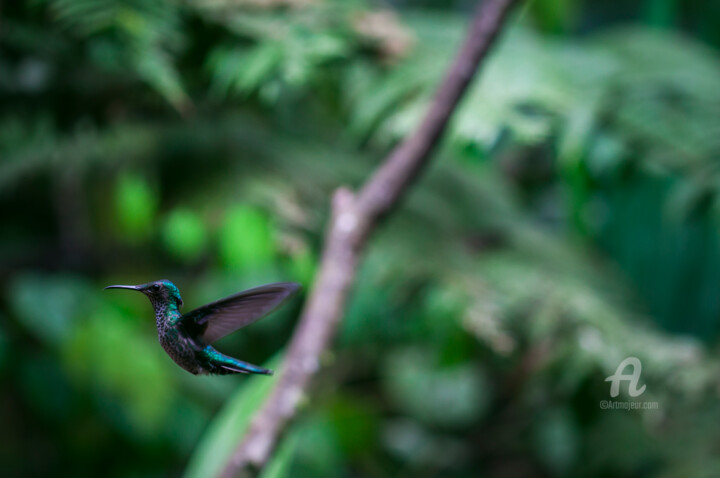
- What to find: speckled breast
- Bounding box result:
[158,326,205,374]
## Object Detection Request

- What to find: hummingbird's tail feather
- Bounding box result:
[218,361,274,376]
[201,346,274,375]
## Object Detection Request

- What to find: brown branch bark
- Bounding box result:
[218,1,521,476]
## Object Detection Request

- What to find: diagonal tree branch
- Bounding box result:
[219,1,521,476]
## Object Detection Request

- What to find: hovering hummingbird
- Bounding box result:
[105,280,300,376]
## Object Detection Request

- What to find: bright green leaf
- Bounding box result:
[184,355,282,478]
[218,206,275,271]
[162,208,208,261]
[114,173,158,241]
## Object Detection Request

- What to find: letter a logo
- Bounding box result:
[605,357,646,398]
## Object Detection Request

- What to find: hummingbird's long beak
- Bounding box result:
[104,284,141,291]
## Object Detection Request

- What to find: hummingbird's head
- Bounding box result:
[105,279,184,309]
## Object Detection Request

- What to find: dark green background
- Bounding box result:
[2,0,720,476]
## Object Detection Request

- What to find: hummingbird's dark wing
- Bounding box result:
[180,282,300,344]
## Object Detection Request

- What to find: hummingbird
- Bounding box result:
[105,280,300,376]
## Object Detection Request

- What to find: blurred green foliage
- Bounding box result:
[185,355,282,478]
[115,173,158,240]
[162,208,208,261]
[2,0,720,477]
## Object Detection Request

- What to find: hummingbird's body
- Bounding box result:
[105,280,300,375]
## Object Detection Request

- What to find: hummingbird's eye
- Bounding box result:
[151,284,161,292]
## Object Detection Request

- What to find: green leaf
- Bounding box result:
[10,273,94,346]
[184,355,282,478]
[207,43,283,98]
[162,208,208,261]
[288,246,316,285]
[383,347,491,427]
[218,205,275,271]
[134,47,190,112]
[62,302,175,437]
[532,407,579,475]
[260,428,299,478]
[114,173,158,241]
